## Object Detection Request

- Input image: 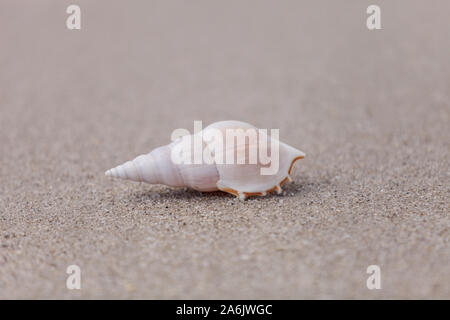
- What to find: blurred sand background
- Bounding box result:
[0,0,449,299]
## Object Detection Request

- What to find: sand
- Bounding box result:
[0,0,449,299]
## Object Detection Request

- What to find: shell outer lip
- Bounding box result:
[218,155,305,200]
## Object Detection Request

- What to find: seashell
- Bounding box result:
[105,120,305,200]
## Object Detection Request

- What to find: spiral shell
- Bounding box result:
[105,121,305,200]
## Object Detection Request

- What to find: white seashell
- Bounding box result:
[105,120,305,200]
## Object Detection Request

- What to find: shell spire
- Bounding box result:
[105,160,142,181]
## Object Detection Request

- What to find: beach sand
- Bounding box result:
[0,0,448,298]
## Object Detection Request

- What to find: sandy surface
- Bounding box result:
[0,0,449,299]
